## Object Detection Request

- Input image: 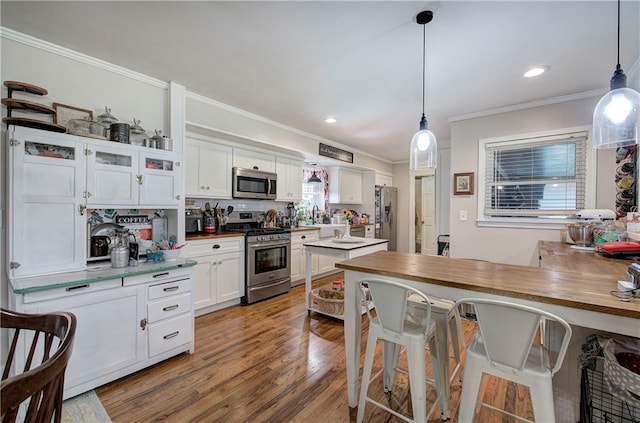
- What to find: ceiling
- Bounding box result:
[2,1,639,164]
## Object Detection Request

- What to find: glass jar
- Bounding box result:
[130,119,148,147]
[97,107,118,138]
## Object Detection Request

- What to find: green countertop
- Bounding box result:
[10,258,197,294]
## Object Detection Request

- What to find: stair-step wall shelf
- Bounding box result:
[2,80,66,133]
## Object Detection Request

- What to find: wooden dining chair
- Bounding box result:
[1,308,77,423]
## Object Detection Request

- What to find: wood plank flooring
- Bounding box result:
[97,273,534,422]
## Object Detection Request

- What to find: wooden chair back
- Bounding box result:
[1,308,76,423]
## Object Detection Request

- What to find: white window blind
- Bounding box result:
[483,133,587,217]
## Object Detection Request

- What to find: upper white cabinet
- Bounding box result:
[8,127,87,278]
[275,157,302,202]
[185,138,232,199]
[85,141,181,207]
[328,167,363,204]
[233,148,276,172]
[375,173,393,187]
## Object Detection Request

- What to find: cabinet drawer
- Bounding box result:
[291,231,319,244]
[185,238,244,256]
[148,278,191,300]
[148,293,191,323]
[148,314,193,357]
[123,268,191,287]
[22,278,122,304]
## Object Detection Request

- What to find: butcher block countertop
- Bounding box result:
[335,250,640,321]
[538,240,636,275]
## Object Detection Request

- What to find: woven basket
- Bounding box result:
[311,287,344,316]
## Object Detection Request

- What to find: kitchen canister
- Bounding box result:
[110,245,129,268]
[110,123,130,144]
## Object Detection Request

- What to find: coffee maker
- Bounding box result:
[284,202,296,227]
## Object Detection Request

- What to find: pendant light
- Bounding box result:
[409,10,437,170]
[307,164,322,183]
[592,0,640,149]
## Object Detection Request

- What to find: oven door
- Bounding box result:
[247,239,291,286]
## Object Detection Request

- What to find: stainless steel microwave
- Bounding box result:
[232,167,277,200]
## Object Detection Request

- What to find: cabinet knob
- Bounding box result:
[200,186,205,190]
[206,186,210,190]
[301,235,306,239]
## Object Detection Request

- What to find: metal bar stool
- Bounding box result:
[357,278,445,423]
[453,298,572,423]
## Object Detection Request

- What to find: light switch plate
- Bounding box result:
[459,210,468,221]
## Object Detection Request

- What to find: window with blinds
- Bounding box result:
[482,132,588,218]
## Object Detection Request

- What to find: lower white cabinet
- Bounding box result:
[8,266,194,399]
[184,237,245,312]
[365,224,375,238]
[291,230,319,284]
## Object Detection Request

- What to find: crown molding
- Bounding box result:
[186,91,393,164]
[448,88,607,123]
[0,27,168,89]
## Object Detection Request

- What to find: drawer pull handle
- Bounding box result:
[212,244,221,249]
[163,304,179,312]
[66,284,90,291]
[164,331,179,340]
[153,272,170,278]
[163,286,179,292]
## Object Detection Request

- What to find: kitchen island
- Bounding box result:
[304,237,388,319]
[335,251,640,422]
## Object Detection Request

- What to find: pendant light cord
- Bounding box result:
[616,0,621,67]
[421,23,426,117]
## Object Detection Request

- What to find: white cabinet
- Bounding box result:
[365,224,375,238]
[328,167,363,204]
[9,266,194,399]
[183,237,244,311]
[291,230,319,283]
[375,173,393,187]
[185,139,233,198]
[86,141,181,207]
[276,157,302,201]
[233,148,276,172]
[7,127,87,278]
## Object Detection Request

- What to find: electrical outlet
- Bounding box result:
[459,210,468,221]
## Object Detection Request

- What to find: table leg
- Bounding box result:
[344,271,361,407]
[305,250,312,312]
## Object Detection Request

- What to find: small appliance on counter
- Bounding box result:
[566,209,616,250]
[185,206,203,234]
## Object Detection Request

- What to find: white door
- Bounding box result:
[138,153,180,206]
[200,143,233,198]
[191,255,215,310]
[420,176,436,255]
[216,251,243,303]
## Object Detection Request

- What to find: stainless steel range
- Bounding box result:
[225,211,291,304]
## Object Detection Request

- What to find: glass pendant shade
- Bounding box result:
[410,116,437,169]
[593,86,640,149]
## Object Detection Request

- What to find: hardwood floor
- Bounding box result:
[97,273,534,422]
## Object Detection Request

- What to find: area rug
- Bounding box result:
[62,390,112,423]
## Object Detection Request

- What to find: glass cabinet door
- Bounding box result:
[85,141,139,206]
[138,152,180,206]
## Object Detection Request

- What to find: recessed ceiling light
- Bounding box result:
[324,117,337,124]
[524,66,549,78]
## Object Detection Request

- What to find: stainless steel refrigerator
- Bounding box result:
[375,185,397,251]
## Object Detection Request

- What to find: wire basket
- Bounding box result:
[581,357,640,423]
[310,287,344,316]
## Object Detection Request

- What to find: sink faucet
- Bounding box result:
[312,205,319,224]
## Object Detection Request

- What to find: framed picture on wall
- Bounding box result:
[454,172,474,195]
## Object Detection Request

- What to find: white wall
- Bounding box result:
[449,96,618,266]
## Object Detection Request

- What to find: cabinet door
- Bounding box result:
[233,148,276,172]
[191,255,216,310]
[138,153,180,206]
[216,251,243,303]
[184,142,201,197]
[341,169,363,204]
[24,284,145,398]
[85,141,138,206]
[8,128,86,278]
[276,158,302,202]
[290,243,304,282]
[200,143,233,198]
